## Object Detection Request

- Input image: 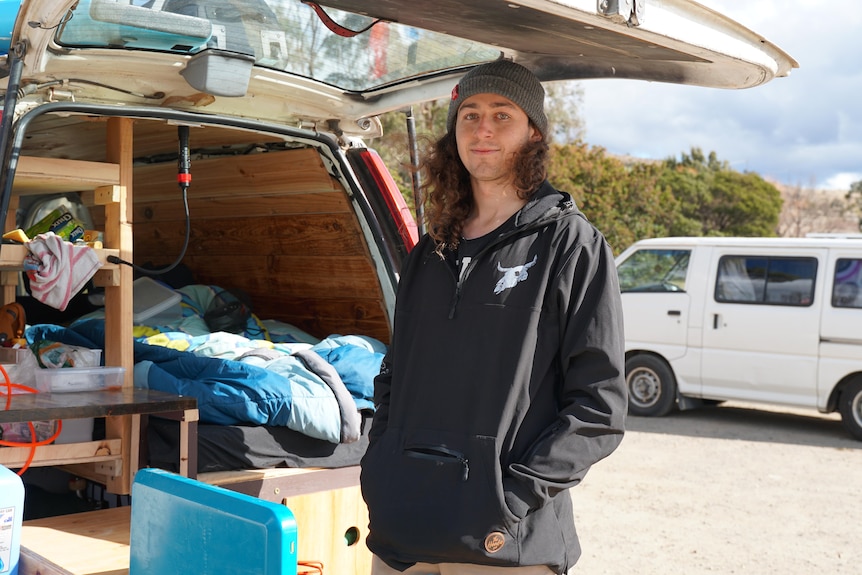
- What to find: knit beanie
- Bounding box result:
[446,60,548,138]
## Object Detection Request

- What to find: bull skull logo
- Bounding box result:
[495,255,538,294]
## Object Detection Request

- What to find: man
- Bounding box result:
[360,59,627,575]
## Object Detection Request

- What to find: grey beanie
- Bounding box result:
[446,60,547,138]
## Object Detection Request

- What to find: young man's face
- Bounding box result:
[454,92,542,187]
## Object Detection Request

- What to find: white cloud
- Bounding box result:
[824,173,862,192]
[579,1,862,190]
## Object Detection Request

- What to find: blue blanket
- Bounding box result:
[26,319,383,443]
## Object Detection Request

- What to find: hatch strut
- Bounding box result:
[405,107,425,236]
[302,2,383,37]
[0,41,28,244]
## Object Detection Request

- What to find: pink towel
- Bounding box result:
[26,232,102,311]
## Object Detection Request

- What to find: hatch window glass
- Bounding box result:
[833,258,862,308]
[715,255,816,306]
[617,249,690,293]
[55,0,502,92]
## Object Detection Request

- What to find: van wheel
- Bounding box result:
[626,355,677,417]
[839,379,862,441]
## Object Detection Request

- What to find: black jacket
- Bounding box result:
[360,182,627,573]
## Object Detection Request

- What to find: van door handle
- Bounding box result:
[713,314,720,329]
[667,310,681,316]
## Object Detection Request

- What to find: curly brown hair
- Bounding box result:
[420,130,549,254]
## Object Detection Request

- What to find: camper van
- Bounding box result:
[616,236,862,440]
[0,0,796,572]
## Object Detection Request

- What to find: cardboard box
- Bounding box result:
[24,208,85,242]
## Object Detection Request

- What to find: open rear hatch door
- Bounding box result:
[2,0,797,132]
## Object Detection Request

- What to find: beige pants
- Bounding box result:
[371,555,558,575]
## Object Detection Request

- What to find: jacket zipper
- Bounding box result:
[405,445,470,481]
[447,224,546,319]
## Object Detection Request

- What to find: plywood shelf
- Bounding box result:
[0,243,120,271]
[11,156,121,195]
[0,440,123,470]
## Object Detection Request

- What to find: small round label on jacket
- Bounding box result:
[484,532,506,553]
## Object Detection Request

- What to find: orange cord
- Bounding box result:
[0,362,64,475]
[298,560,324,574]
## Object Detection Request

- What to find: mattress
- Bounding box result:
[146,412,372,473]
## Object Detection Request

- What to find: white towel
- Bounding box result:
[26,232,102,311]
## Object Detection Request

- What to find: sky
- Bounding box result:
[578,0,862,191]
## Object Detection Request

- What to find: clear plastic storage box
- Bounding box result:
[34,366,126,393]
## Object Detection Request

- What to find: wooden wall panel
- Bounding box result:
[20,115,109,160]
[133,192,350,222]
[131,147,390,343]
[134,148,340,202]
[159,255,389,342]
[132,122,284,159]
[133,213,368,258]
[20,115,283,163]
[177,255,382,299]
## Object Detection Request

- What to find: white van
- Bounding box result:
[615,236,862,440]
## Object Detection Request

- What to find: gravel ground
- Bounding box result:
[570,401,861,575]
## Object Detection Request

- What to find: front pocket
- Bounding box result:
[364,429,520,564]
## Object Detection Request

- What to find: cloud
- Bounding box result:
[579,0,862,191]
[825,173,862,192]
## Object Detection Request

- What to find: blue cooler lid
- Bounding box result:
[130,468,298,575]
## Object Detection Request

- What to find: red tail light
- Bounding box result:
[356,148,419,249]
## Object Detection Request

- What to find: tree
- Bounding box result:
[847,179,862,230]
[660,147,782,237]
[548,142,675,253]
[710,170,783,236]
[778,182,855,237]
[544,81,585,144]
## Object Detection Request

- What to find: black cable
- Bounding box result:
[302,2,382,37]
[106,126,192,275]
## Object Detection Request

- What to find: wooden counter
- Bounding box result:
[0,388,196,423]
[20,507,131,575]
[19,467,372,575]
[0,388,198,478]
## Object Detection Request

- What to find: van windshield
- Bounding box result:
[617,249,690,293]
[55,0,502,92]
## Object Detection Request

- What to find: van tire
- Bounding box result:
[626,355,677,417]
[839,379,862,441]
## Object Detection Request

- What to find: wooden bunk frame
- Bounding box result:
[0,118,201,493]
[4,116,373,574]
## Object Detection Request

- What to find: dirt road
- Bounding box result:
[570,401,861,574]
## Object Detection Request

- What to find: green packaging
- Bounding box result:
[24,208,85,242]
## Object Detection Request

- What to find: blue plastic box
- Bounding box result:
[130,468,298,575]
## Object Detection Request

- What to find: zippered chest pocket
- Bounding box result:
[405,444,470,481]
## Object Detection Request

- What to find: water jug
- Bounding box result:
[0,464,24,575]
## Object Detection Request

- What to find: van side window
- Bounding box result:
[833,259,862,308]
[617,249,689,293]
[715,255,816,306]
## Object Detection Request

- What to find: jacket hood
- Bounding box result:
[514,181,577,229]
